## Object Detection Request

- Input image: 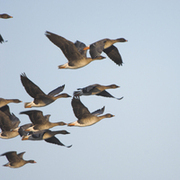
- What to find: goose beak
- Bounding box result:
[25,105,32,108]
[58,65,66,69]
[22,136,28,140]
[83,46,90,50]
[67,123,76,126]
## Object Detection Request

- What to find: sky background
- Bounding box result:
[1,0,180,179]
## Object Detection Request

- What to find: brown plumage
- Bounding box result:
[20,73,71,108]
[0,13,13,19]
[22,129,72,148]
[45,31,105,69]
[1,151,36,168]
[84,38,127,66]
[74,84,123,100]
[0,105,20,139]
[68,95,114,127]
[20,110,66,131]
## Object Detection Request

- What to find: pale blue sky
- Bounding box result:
[1,1,180,180]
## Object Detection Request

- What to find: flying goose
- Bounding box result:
[74,84,123,100]
[0,13,13,19]
[0,105,20,139]
[0,97,21,108]
[84,38,127,66]
[45,31,105,69]
[1,151,36,168]
[20,73,71,108]
[20,110,66,131]
[22,129,72,148]
[0,34,8,44]
[68,95,114,127]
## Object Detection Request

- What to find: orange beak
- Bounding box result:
[25,105,32,108]
[58,65,66,69]
[67,123,76,126]
[22,136,29,140]
[83,46,90,50]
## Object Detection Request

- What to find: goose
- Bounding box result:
[45,31,105,69]
[0,13,13,19]
[20,73,71,108]
[0,97,21,108]
[68,95,114,127]
[22,129,72,148]
[84,38,127,66]
[20,110,66,131]
[74,84,123,100]
[0,105,20,139]
[0,34,7,44]
[1,151,36,168]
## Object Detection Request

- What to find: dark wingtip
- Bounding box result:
[45,31,52,37]
[117,96,124,100]
[67,145,72,148]
[20,72,27,77]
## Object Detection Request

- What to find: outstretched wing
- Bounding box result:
[48,84,65,96]
[71,97,90,119]
[0,34,4,43]
[1,151,20,162]
[97,90,123,100]
[103,45,123,66]
[74,40,87,58]
[0,105,20,129]
[91,106,105,116]
[45,137,72,148]
[45,31,83,62]
[20,110,48,124]
[20,73,46,98]
[77,84,98,94]
[89,40,105,59]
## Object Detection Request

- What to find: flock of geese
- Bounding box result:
[1,13,127,168]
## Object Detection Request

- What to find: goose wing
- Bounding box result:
[91,106,105,116]
[89,39,106,59]
[17,152,25,159]
[20,110,48,125]
[1,151,20,162]
[0,111,12,131]
[71,97,90,119]
[74,40,87,57]
[97,90,123,100]
[0,105,20,129]
[77,84,98,94]
[0,34,4,43]
[48,84,65,96]
[103,45,123,65]
[18,123,33,137]
[45,136,72,148]
[20,73,46,98]
[45,31,84,62]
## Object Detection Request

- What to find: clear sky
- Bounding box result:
[1,0,180,179]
